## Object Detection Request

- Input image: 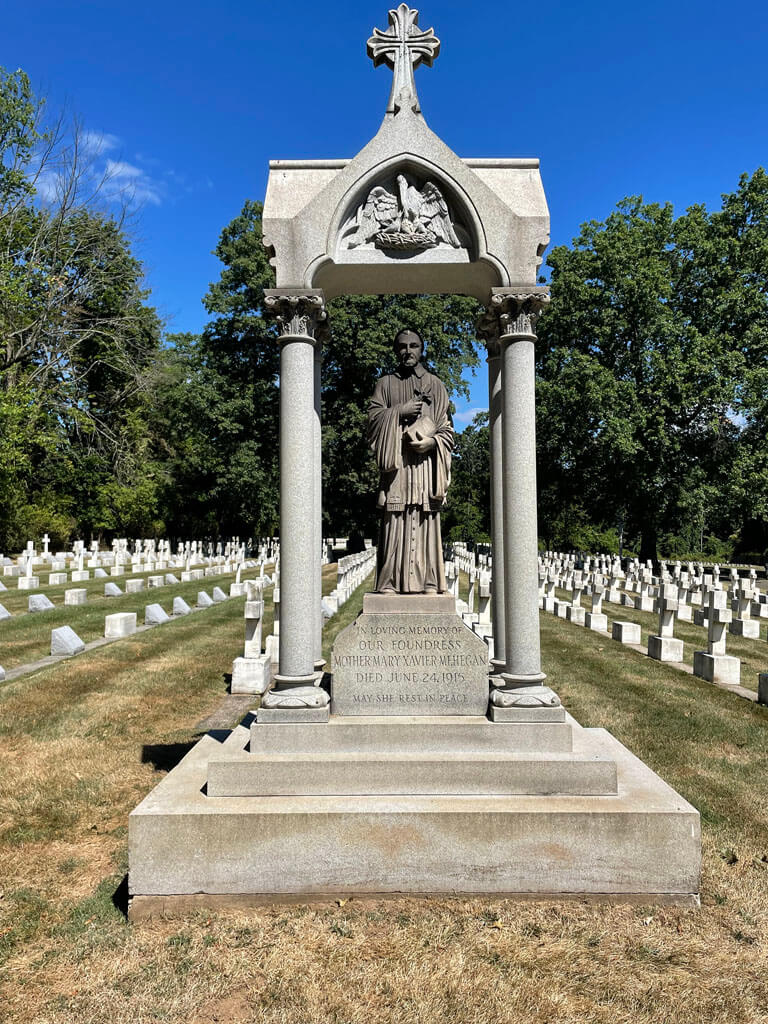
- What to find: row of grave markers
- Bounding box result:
[0,586,240,683]
[446,543,767,705]
[230,545,377,696]
[0,536,284,591]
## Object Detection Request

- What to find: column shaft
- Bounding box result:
[500,331,545,684]
[278,335,317,683]
[487,345,506,669]
[313,344,324,669]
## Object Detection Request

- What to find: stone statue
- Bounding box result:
[368,328,453,593]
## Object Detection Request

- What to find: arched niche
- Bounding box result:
[308,156,507,301]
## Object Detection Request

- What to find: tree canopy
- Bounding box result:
[1,65,766,563]
[537,173,768,562]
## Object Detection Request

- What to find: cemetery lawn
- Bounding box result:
[0,565,271,672]
[0,571,766,1023]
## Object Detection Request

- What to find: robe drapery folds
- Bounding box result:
[368,362,454,593]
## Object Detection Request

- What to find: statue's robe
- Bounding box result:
[368,362,453,593]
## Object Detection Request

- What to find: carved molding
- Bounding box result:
[261,685,330,709]
[490,685,561,709]
[263,291,328,343]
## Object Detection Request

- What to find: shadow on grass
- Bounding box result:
[141,741,198,772]
[112,873,129,918]
[223,672,232,693]
[141,729,235,773]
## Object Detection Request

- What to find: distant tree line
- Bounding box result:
[1,67,766,562]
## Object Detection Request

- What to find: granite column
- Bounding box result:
[487,337,506,671]
[261,290,329,712]
[313,342,325,671]
[486,289,560,710]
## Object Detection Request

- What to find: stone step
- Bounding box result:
[207,748,618,798]
[249,715,573,754]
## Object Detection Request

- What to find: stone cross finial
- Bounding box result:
[367,4,440,115]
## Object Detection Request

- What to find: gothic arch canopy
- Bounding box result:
[262,102,549,303]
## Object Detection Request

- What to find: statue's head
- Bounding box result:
[393,328,423,369]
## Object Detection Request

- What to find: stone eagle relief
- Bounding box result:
[346,174,461,252]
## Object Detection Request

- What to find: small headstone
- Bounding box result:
[197,591,214,608]
[148,575,164,588]
[29,594,55,613]
[0,665,5,681]
[105,612,137,638]
[164,573,179,585]
[94,568,108,578]
[611,621,641,645]
[0,603,11,620]
[0,580,6,592]
[231,655,272,694]
[173,596,192,616]
[51,626,85,656]
[64,588,88,606]
[212,586,228,603]
[104,582,123,597]
[125,579,144,594]
[145,603,170,625]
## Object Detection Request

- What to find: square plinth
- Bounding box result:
[693,652,741,686]
[129,719,700,911]
[612,621,641,645]
[648,636,684,663]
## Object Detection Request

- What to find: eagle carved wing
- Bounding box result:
[419,181,461,247]
[349,186,399,247]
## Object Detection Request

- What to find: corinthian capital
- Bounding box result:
[486,286,550,340]
[264,288,328,343]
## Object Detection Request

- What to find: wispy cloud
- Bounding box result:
[80,130,121,157]
[104,158,164,205]
[453,406,488,426]
[32,127,209,210]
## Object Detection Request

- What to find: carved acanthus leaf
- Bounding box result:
[485,289,551,339]
[263,292,328,341]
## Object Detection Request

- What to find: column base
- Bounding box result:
[490,684,560,709]
[498,670,548,687]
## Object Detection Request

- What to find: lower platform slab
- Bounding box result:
[129,720,700,908]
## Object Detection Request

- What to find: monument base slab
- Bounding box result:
[129,715,700,911]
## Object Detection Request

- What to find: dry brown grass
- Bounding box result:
[0,573,767,1024]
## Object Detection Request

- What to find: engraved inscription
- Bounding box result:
[331,613,489,716]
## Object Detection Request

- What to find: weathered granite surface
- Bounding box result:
[332,594,489,716]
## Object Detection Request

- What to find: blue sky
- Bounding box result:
[4,0,768,425]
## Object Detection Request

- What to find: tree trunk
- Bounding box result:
[639,523,658,565]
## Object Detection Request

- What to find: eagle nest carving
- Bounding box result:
[348,175,461,252]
